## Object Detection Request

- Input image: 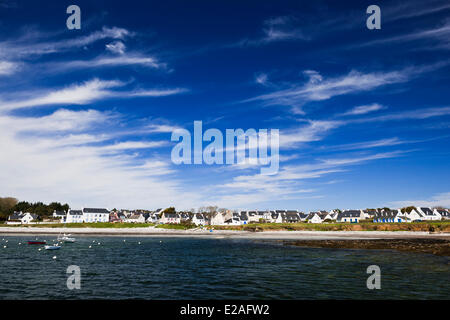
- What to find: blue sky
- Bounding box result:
[0,0,449,211]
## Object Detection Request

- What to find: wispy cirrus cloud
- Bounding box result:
[0,78,186,111]
[339,103,386,116]
[49,54,165,71]
[244,63,448,112]
[231,16,309,48]
[0,26,132,58]
[0,60,20,75]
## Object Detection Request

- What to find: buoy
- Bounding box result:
[89,245,92,248]
[38,248,42,251]
[3,245,6,248]
[97,242,100,245]
[138,242,141,245]
[159,240,162,243]
[52,256,57,259]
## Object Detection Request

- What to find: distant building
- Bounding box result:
[67,210,83,223]
[82,208,110,223]
[416,207,441,221]
[160,212,180,224]
[192,213,205,226]
[7,212,38,224]
[337,210,363,223]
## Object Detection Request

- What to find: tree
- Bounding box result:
[0,197,18,220]
[401,206,415,214]
[163,207,176,214]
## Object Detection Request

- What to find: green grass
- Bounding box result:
[212,220,450,232]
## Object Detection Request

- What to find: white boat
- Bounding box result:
[45,245,61,250]
[57,232,76,243]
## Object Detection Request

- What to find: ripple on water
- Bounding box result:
[0,236,448,299]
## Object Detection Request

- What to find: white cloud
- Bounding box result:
[0,78,186,111]
[106,41,126,54]
[280,120,342,148]
[244,64,447,110]
[53,54,165,71]
[0,26,132,58]
[0,79,123,111]
[0,61,19,75]
[391,192,450,208]
[340,103,386,116]
[0,108,201,209]
[129,88,187,97]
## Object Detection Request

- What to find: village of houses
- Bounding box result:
[5,206,450,226]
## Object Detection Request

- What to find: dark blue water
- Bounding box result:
[0,236,448,299]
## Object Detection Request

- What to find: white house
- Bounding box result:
[126,213,146,223]
[159,212,180,224]
[147,213,160,224]
[192,213,206,226]
[416,207,441,221]
[7,212,38,224]
[401,208,424,222]
[270,211,283,223]
[82,208,110,223]
[307,212,323,223]
[225,212,242,225]
[337,210,362,223]
[435,209,449,220]
[66,210,83,223]
[210,212,232,225]
[53,210,67,222]
[247,211,260,223]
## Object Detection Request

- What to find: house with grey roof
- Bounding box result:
[67,210,83,223]
[373,209,400,223]
[82,208,110,223]
[192,213,206,226]
[52,210,67,222]
[282,211,300,223]
[7,212,39,224]
[336,210,363,223]
[159,212,180,224]
[434,208,449,220]
[126,213,146,223]
[416,207,441,221]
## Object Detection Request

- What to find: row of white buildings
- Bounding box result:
[6,206,450,225]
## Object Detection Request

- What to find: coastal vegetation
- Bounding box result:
[0,197,69,221]
[213,221,450,232]
[1,221,449,232]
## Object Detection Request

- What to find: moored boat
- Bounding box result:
[28,241,46,245]
[44,245,61,250]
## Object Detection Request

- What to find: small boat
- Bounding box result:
[58,234,75,243]
[44,245,61,250]
[28,241,46,245]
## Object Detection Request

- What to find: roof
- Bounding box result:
[164,213,179,218]
[83,208,109,214]
[69,210,82,215]
[337,210,362,220]
[420,207,434,215]
[9,212,23,220]
[54,211,66,216]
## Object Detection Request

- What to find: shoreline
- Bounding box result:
[0,226,449,240]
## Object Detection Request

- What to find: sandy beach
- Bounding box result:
[0,226,449,240]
